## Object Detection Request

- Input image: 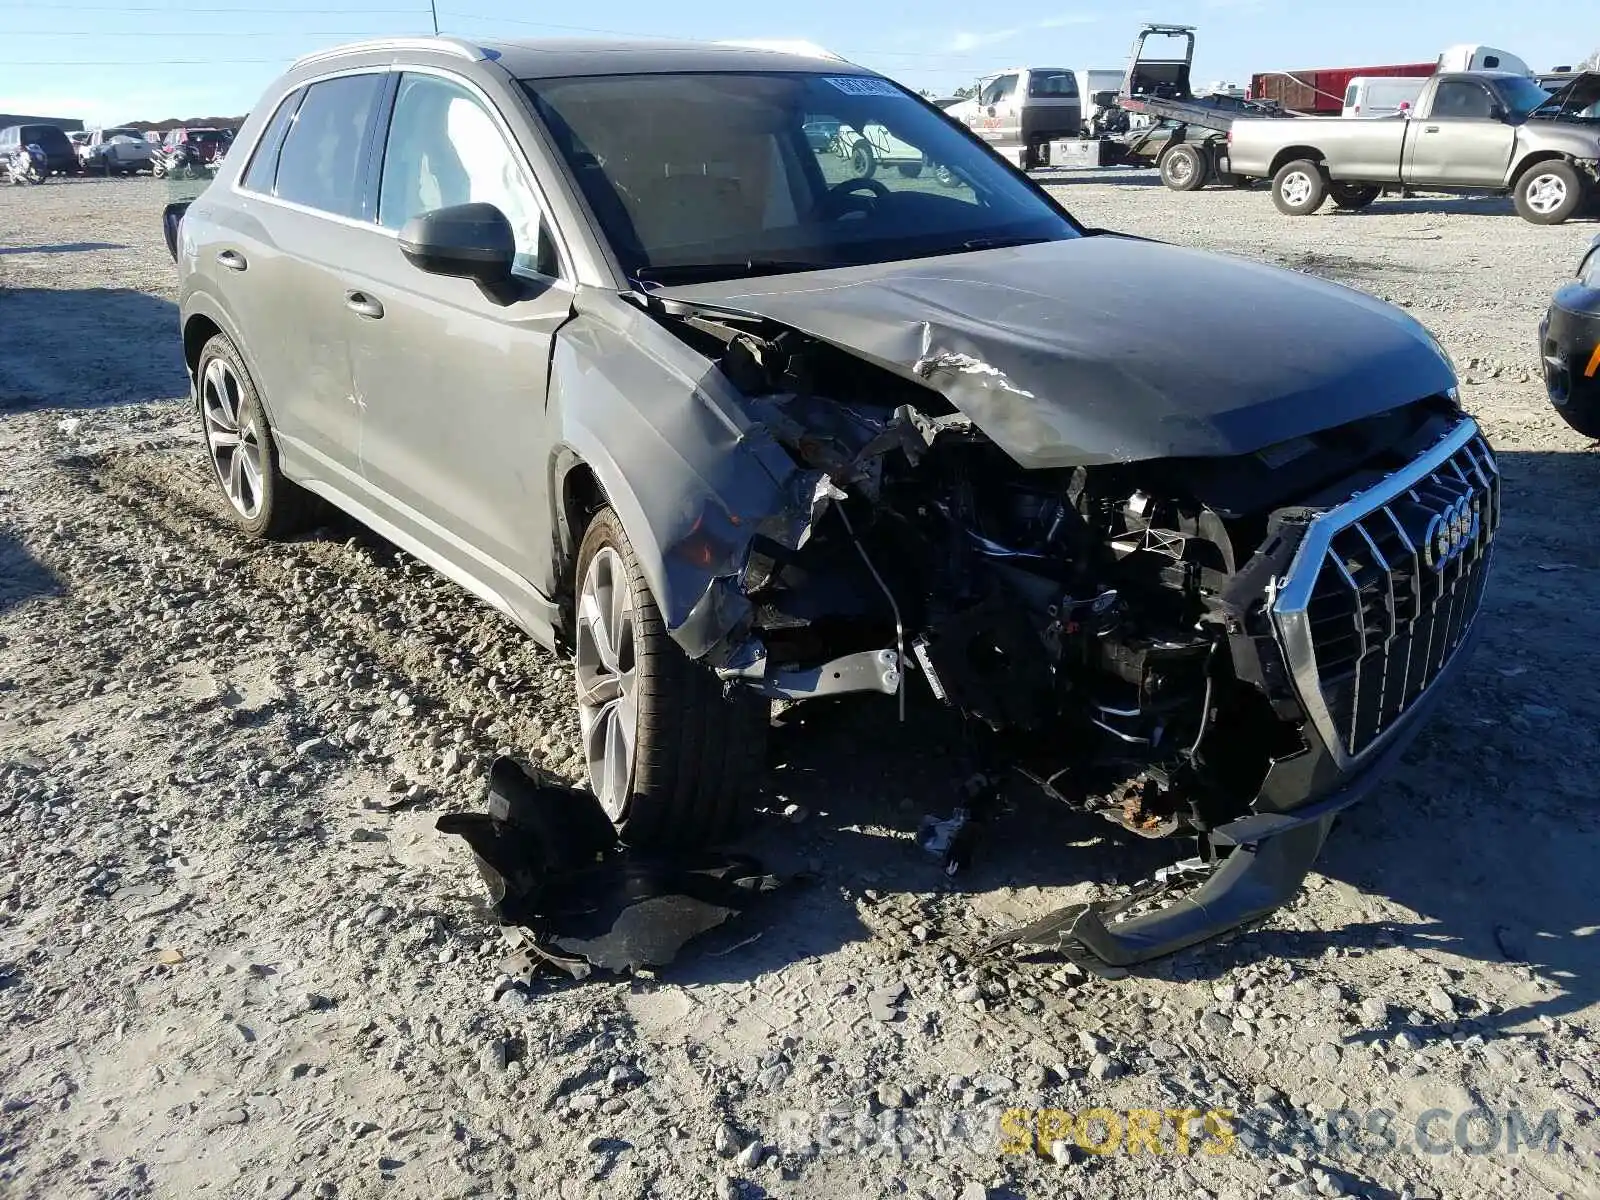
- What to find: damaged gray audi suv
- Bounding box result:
[165,36,1498,963]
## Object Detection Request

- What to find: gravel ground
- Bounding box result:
[1,172,1598,1200]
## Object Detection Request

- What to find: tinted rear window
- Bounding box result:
[1027,71,1079,99]
[271,73,384,218]
[20,125,71,150]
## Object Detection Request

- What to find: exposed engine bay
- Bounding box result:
[654,300,1479,850]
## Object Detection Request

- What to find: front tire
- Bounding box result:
[574,506,767,849]
[1514,160,1585,225]
[1329,182,1381,211]
[1272,158,1328,215]
[196,333,314,539]
[896,161,923,179]
[1160,144,1207,192]
[851,141,877,179]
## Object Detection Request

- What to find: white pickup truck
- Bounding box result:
[1227,71,1600,224]
[81,127,154,175]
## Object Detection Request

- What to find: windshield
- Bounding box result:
[521,71,1078,284]
[1500,75,1558,119]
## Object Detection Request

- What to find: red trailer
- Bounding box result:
[1248,61,1435,115]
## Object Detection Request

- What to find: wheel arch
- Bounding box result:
[1509,150,1573,188]
[1269,146,1327,179]
[545,300,805,664]
[179,293,277,423]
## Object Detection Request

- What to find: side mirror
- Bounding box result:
[1488,103,1508,122]
[399,202,520,305]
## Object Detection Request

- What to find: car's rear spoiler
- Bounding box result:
[162,200,189,263]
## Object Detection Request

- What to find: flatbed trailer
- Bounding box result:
[1110,23,1290,191]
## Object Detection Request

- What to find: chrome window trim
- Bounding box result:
[231,61,572,283]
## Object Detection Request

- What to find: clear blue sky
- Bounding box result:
[0,0,1588,125]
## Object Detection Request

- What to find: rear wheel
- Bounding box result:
[1272,159,1328,215]
[1159,143,1207,192]
[896,161,923,179]
[1514,160,1585,225]
[574,506,767,849]
[196,333,315,539]
[1329,182,1381,211]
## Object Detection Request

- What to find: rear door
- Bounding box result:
[1404,78,1515,185]
[1020,68,1083,148]
[213,72,389,488]
[337,69,572,602]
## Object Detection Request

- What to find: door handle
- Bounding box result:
[1424,125,1440,133]
[216,249,247,271]
[344,290,384,320]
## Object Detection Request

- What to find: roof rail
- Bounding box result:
[289,36,488,71]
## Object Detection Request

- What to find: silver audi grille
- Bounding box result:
[1272,419,1499,764]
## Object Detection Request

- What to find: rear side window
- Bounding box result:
[1027,71,1079,99]
[1344,84,1359,107]
[21,125,69,151]
[242,92,301,192]
[272,73,384,218]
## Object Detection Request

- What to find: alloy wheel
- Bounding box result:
[200,356,263,520]
[1281,171,1314,207]
[575,545,639,820]
[1526,173,1568,216]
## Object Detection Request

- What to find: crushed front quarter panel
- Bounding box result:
[548,287,827,660]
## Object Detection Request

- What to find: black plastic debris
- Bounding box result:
[437,756,781,977]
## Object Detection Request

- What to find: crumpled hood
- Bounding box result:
[655,235,1457,468]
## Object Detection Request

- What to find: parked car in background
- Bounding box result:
[0,123,81,176]
[831,120,924,177]
[1540,234,1600,438]
[945,66,1083,167]
[1227,70,1600,223]
[160,126,232,165]
[1341,76,1427,118]
[82,127,155,174]
[68,130,91,162]
[164,35,1498,966]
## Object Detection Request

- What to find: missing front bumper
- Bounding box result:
[989,619,1479,968]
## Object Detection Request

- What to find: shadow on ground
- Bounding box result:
[0,242,128,256]
[0,287,183,409]
[0,531,63,616]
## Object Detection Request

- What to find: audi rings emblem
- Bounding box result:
[1425,494,1477,571]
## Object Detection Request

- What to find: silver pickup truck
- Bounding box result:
[1227,70,1600,224]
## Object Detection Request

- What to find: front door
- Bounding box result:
[339,70,572,611]
[1404,79,1515,186]
[969,73,1020,153]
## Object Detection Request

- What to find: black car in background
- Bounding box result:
[1541,235,1600,439]
[0,123,81,176]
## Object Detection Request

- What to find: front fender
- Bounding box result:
[546,289,819,661]
[1510,130,1600,183]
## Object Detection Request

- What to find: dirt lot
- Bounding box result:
[1,173,1598,1200]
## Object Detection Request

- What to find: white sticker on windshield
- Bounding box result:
[823,76,902,97]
